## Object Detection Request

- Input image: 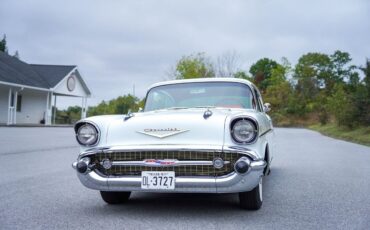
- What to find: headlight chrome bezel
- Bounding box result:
[75,121,100,146]
[230,117,259,144]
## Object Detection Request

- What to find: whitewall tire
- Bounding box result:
[239,177,263,210]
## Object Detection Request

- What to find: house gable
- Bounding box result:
[52,69,91,97]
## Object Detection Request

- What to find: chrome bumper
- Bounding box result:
[72,146,266,193]
[72,145,266,193]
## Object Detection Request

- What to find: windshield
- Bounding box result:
[144,82,254,111]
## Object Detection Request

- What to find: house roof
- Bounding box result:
[0,51,90,95]
[30,64,76,87]
[0,51,51,88]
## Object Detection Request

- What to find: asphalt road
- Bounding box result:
[0,127,369,230]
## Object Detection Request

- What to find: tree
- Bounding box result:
[327,73,369,127]
[268,59,290,86]
[327,84,354,127]
[356,59,370,125]
[262,58,296,121]
[234,71,253,81]
[55,106,82,124]
[0,35,20,58]
[330,50,355,82]
[294,52,332,106]
[351,83,370,126]
[215,51,242,78]
[263,81,294,118]
[88,94,140,116]
[13,50,20,59]
[360,59,370,94]
[173,53,215,79]
[249,58,280,91]
[0,34,8,53]
[112,94,140,114]
[88,100,109,116]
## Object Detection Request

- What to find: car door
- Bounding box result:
[252,86,272,132]
[252,86,274,163]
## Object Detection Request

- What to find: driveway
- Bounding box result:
[0,127,369,229]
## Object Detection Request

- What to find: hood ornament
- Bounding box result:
[137,128,189,139]
[203,109,213,119]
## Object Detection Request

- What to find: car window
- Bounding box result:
[145,82,254,111]
[253,87,263,112]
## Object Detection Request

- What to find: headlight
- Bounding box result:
[231,118,258,143]
[76,123,99,146]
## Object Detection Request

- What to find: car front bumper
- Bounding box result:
[72,145,266,193]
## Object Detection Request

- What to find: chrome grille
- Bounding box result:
[91,150,244,177]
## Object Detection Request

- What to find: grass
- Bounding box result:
[309,123,370,147]
[272,112,370,147]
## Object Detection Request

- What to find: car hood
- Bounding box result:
[104,108,247,147]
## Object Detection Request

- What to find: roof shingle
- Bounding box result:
[0,51,76,89]
[31,64,76,88]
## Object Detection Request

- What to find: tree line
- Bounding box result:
[166,51,370,128]
[74,51,369,129]
[0,34,20,58]
[55,95,143,124]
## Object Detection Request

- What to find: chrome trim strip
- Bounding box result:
[223,146,259,160]
[78,145,260,161]
[259,128,273,137]
[250,160,267,170]
[109,160,230,167]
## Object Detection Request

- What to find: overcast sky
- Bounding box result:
[1,0,369,108]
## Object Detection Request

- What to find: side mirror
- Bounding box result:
[263,103,271,113]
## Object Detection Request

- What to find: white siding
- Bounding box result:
[16,89,48,124]
[53,71,89,97]
[0,85,9,123]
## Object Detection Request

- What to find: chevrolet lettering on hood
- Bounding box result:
[137,128,189,138]
[72,78,274,210]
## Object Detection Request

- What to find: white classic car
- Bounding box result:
[72,78,274,210]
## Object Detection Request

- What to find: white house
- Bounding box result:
[0,51,91,125]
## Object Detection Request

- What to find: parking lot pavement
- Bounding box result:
[0,127,369,230]
[0,127,77,155]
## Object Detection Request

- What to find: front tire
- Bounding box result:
[239,177,263,210]
[100,191,131,204]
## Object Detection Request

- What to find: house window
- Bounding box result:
[16,94,22,112]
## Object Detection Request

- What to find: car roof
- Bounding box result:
[148,78,255,90]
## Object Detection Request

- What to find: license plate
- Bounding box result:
[141,171,175,190]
